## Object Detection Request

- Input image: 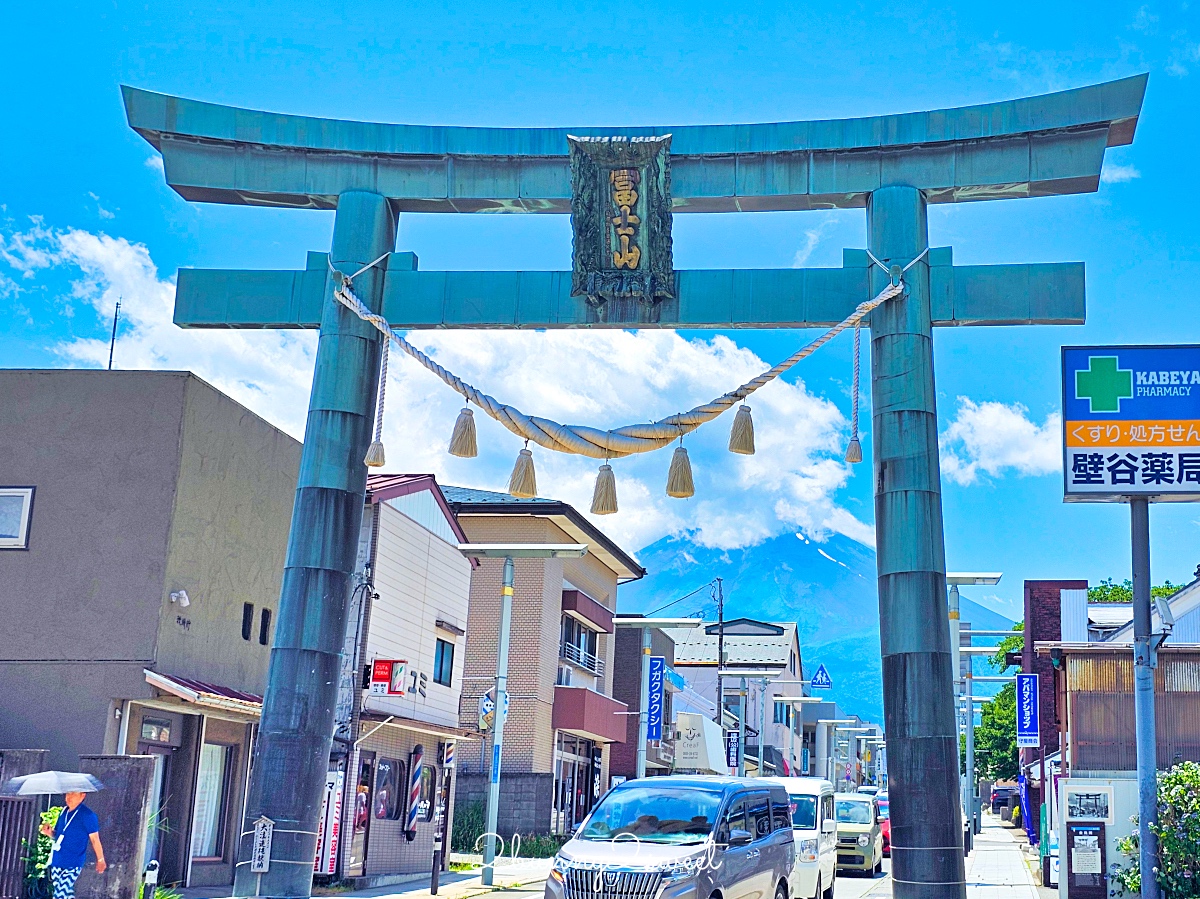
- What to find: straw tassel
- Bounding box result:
[364,340,389,467]
[666,445,695,498]
[728,404,755,455]
[591,463,618,515]
[844,324,863,464]
[508,445,538,498]
[448,406,478,458]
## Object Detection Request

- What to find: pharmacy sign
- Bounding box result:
[1063,345,1200,502]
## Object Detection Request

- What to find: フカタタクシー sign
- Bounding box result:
[647,656,666,741]
[1016,672,1041,749]
[1062,345,1200,502]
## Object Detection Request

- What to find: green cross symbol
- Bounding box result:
[1075,355,1133,413]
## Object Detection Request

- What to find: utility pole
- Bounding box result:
[482,556,514,886]
[757,677,768,776]
[107,297,121,370]
[1131,497,1160,899]
[715,578,725,726]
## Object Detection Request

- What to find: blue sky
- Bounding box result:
[3,1,1199,619]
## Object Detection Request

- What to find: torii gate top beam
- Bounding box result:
[122,75,1145,213]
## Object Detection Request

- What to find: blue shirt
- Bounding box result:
[51,804,99,870]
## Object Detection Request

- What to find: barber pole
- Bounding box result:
[406,745,424,840]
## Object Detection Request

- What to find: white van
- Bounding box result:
[764,777,836,899]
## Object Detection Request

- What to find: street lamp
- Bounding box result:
[459,543,588,885]
[946,572,1002,838]
[613,616,705,779]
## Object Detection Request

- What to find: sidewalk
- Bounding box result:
[963,817,1041,899]
[180,858,551,899]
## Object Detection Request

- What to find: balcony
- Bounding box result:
[560,640,605,677]
[552,686,628,743]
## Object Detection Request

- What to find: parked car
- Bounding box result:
[856,785,879,796]
[547,776,795,899]
[990,785,1017,814]
[765,776,837,899]
[875,794,889,857]
[833,794,883,876]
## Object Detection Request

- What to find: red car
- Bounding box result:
[877,793,890,856]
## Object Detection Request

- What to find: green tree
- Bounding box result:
[990,621,1024,670]
[974,683,1018,781]
[1088,578,1179,603]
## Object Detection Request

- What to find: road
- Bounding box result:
[829,857,892,899]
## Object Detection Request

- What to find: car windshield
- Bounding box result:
[789,795,818,829]
[578,787,722,844]
[877,800,889,820]
[835,799,872,824]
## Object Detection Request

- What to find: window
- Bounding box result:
[771,795,791,831]
[241,603,254,641]
[718,799,746,843]
[374,758,405,820]
[433,638,454,687]
[191,743,231,859]
[258,608,272,646]
[789,794,818,829]
[747,793,772,839]
[0,487,35,550]
[773,701,791,726]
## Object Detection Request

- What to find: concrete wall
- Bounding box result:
[155,376,300,694]
[454,772,554,840]
[0,371,187,765]
[76,755,156,899]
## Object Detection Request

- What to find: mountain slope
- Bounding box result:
[621,530,1015,723]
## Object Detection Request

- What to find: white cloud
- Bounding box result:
[939,397,1061,486]
[3,221,875,554]
[1101,163,1141,184]
[145,155,165,173]
[792,213,838,268]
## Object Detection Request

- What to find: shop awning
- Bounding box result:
[144,669,263,717]
[358,710,478,742]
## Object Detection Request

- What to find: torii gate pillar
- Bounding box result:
[869,186,963,895]
[232,191,394,899]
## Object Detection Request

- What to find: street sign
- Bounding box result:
[250,816,273,873]
[647,656,666,741]
[801,747,810,774]
[1016,672,1041,748]
[810,664,833,690]
[477,689,509,732]
[845,763,853,781]
[725,731,740,769]
[1063,345,1200,502]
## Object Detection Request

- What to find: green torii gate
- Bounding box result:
[123,74,1146,899]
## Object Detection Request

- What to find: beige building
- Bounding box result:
[442,487,644,836]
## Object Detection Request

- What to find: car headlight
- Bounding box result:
[550,856,571,883]
[661,854,705,882]
[857,834,870,847]
[798,838,818,863]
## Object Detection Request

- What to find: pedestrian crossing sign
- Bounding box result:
[810,665,833,690]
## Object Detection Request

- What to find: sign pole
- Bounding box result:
[964,672,975,835]
[636,628,651,778]
[481,556,514,887]
[738,679,747,777]
[1130,497,1160,899]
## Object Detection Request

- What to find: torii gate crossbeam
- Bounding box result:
[123,74,1146,899]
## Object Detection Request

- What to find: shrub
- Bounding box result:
[23,806,62,899]
[1110,762,1200,898]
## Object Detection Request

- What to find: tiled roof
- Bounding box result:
[440,485,551,504]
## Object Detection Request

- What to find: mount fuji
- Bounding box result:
[619,530,1015,724]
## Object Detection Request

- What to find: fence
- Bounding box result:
[0,797,39,899]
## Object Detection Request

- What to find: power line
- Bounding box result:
[647,578,718,616]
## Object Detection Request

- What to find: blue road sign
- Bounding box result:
[810,665,833,690]
[647,656,665,741]
[725,732,740,769]
[1016,673,1040,748]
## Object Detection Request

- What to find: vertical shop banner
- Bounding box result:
[313,770,344,875]
[647,656,666,741]
[1016,673,1041,748]
[1062,345,1200,501]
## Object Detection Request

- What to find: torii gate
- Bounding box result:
[124,74,1145,899]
